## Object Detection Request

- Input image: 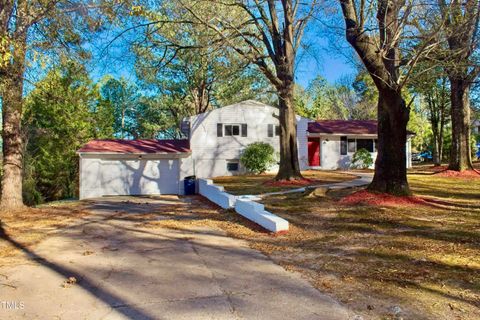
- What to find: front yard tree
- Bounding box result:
[0,0,122,210]
[339,0,442,195]
[180,0,320,180]
[438,0,480,171]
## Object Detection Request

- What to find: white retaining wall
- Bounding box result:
[235,197,289,233]
[198,179,290,233]
[198,179,236,209]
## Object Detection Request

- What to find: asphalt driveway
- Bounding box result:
[0,196,350,320]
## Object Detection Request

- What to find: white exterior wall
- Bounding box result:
[186,100,310,178]
[309,134,412,170]
[79,153,188,199]
[320,136,342,170]
[296,117,310,170]
[473,120,480,134]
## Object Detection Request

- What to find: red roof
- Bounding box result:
[78,139,190,154]
[308,120,377,135]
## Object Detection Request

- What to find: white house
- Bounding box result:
[181,100,310,178]
[77,100,412,199]
[77,140,191,199]
[306,120,413,170]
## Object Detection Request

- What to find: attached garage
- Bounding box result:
[78,139,191,199]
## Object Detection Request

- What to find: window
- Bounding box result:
[268,124,280,137]
[340,136,348,155]
[217,123,223,137]
[227,162,239,171]
[241,124,248,137]
[221,123,247,137]
[225,124,240,136]
[348,139,356,153]
[357,139,374,152]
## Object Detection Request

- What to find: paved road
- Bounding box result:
[0,196,350,320]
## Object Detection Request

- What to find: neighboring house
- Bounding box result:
[77,100,412,199]
[473,119,480,135]
[307,120,413,170]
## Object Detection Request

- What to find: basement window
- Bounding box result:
[227,162,239,171]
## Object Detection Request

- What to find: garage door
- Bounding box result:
[100,159,179,196]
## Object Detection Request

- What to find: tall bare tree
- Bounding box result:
[339,0,443,195]
[178,0,319,180]
[438,0,480,171]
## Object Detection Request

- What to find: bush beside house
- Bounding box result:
[241,142,276,174]
[351,148,373,169]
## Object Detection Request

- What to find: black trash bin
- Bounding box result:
[184,175,196,195]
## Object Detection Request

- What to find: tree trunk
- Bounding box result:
[275,84,303,180]
[432,131,441,166]
[1,36,27,210]
[438,125,444,164]
[431,118,442,166]
[368,90,411,195]
[448,78,473,171]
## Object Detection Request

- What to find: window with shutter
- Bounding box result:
[268,124,273,137]
[275,125,280,136]
[340,136,348,155]
[241,124,247,137]
[217,123,223,137]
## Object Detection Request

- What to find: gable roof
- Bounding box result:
[185,100,277,121]
[308,120,378,135]
[78,139,190,154]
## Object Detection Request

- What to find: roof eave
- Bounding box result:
[77,151,192,156]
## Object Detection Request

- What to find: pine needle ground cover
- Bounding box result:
[0,202,89,266]
[213,170,356,195]
[157,168,480,319]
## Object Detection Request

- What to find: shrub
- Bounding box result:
[351,148,373,169]
[240,142,276,174]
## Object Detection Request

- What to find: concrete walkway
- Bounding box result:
[259,172,373,198]
[0,196,350,320]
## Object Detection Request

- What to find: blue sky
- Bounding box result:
[86,15,357,90]
[89,46,356,91]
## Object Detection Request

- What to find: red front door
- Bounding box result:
[308,138,320,166]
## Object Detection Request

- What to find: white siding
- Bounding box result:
[310,134,412,170]
[186,100,310,178]
[296,116,310,170]
[80,154,184,199]
[320,136,342,170]
[473,120,480,134]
